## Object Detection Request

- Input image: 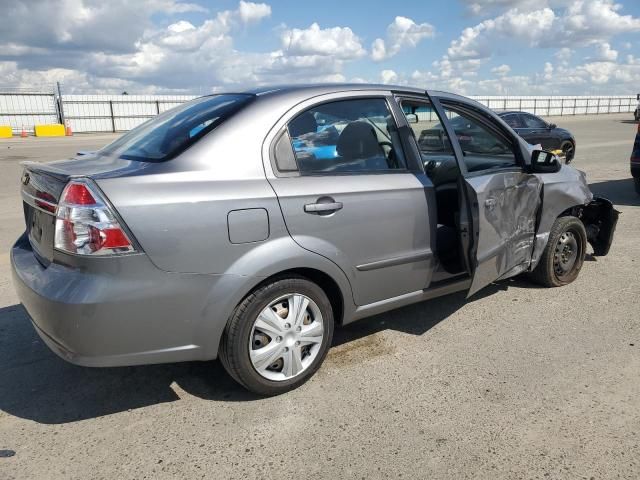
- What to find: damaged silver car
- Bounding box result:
[11,85,618,395]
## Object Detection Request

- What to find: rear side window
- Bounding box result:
[99,94,254,162]
[501,114,524,129]
[287,98,406,174]
[521,113,547,129]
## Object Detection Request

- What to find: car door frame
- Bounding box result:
[427,92,543,297]
[261,89,438,307]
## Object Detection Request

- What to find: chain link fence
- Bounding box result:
[61,95,196,133]
[0,88,637,134]
[0,88,60,133]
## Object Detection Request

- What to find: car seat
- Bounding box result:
[334,121,388,171]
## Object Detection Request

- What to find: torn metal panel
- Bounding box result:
[581,197,619,256]
[466,171,542,296]
[530,165,619,269]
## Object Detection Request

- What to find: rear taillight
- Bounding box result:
[54,180,137,256]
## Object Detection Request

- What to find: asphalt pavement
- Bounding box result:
[0,115,638,479]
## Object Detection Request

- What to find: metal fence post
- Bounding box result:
[109,100,116,132]
[56,82,65,126]
[155,100,160,115]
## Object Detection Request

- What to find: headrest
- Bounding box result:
[336,121,383,159]
[289,112,318,138]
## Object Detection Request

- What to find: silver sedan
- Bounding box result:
[11,84,618,395]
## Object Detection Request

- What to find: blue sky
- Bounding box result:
[2,0,640,95]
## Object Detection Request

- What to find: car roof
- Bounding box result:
[234,83,489,113]
[245,83,426,96]
[238,83,474,104]
[205,84,494,115]
[497,110,538,116]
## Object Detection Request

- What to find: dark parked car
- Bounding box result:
[498,111,576,163]
[632,123,640,194]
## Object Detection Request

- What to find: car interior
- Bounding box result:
[402,99,519,279]
[287,100,406,173]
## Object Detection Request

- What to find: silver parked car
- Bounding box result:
[11,84,618,395]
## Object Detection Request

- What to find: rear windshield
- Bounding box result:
[98,94,255,162]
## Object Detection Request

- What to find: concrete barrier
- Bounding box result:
[34,124,65,137]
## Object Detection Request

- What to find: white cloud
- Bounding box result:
[555,47,573,62]
[562,0,640,42]
[447,8,556,60]
[2,0,640,96]
[371,38,387,62]
[448,0,640,62]
[0,0,209,55]
[281,23,366,60]
[593,42,618,62]
[491,64,511,76]
[1,1,358,92]
[380,69,398,84]
[167,21,196,34]
[460,0,556,15]
[237,1,271,24]
[371,16,435,61]
[153,0,208,14]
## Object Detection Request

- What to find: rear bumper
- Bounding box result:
[10,234,227,367]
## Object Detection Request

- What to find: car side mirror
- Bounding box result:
[530,150,561,173]
[548,123,557,129]
[405,113,418,124]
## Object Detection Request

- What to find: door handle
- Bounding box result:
[484,197,497,210]
[304,201,343,214]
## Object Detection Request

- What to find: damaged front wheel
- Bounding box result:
[529,216,587,287]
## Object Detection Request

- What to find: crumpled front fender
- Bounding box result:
[530,166,593,269]
[581,197,619,256]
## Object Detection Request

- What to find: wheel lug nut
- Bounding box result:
[284,323,291,329]
[295,326,301,332]
[284,347,289,352]
[276,336,282,343]
[295,341,300,346]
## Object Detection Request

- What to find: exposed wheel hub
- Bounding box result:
[553,231,579,276]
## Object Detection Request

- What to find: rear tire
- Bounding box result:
[634,177,640,195]
[220,276,334,396]
[529,216,587,287]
